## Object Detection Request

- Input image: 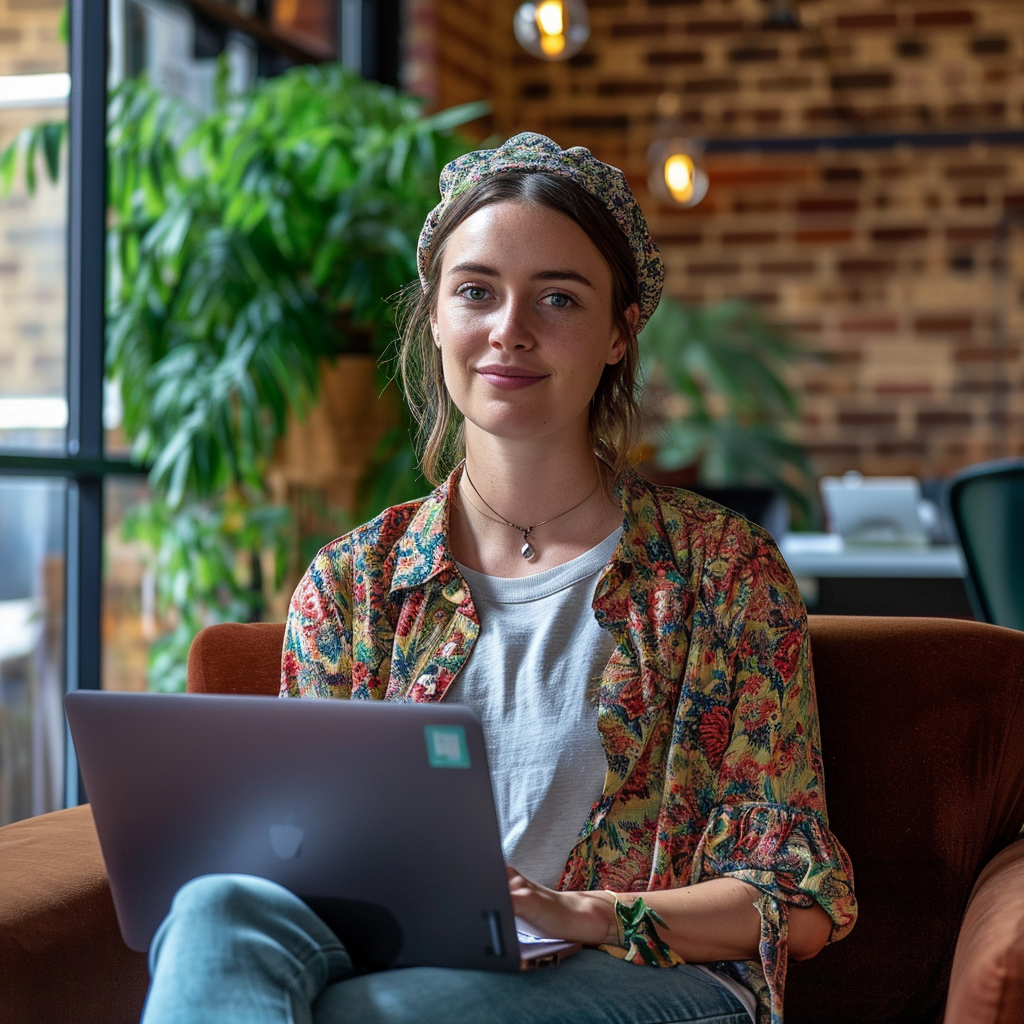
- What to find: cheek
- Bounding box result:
[571,333,618,378]
[437,344,456,382]
[556,348,611,407]
[438,324,475,369]
[437,343,471,404]
[436,304,484,348]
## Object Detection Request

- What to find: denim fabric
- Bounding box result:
[141,875,749,1024]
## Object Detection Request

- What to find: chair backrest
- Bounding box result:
[788,615,1024,1024]
[186,615,1024,1024]
[946,458,1024,630]
[187,621,285,696]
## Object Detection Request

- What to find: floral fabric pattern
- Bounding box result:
[282,464,857,1024]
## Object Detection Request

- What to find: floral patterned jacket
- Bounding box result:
[281,464,857,1024]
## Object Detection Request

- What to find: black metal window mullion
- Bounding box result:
[0,0,113,810]
[64,0,108,806]
[338,0,401,87]
[67,0,106,466]
[0,0,408,814]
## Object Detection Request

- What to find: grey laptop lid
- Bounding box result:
[65,691,544,972]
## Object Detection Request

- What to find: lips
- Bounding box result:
[475,364,549,390]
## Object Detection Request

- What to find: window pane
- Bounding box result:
[102,3,275,692]
[0,4,67,452]
[103,475,150,692]
[103,0,260,458]
[0,478,66,826]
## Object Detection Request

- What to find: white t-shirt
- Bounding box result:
[452,528,757,1023]
[451,528,620,887]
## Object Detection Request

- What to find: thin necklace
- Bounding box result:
[462,465,602,561]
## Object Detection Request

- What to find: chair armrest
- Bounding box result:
[0,804,149,1024]
[945,837,1024,1024]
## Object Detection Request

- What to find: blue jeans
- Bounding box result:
[141,875,750,1024]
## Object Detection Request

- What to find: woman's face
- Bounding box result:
[431,200,633,450]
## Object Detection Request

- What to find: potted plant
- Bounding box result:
[638,296,818,530]
[2,62,484,689]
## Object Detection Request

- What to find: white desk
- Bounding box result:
[778,534,971,617]
[779,534,966,579]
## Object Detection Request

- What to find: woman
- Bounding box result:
[143,133,856,1024]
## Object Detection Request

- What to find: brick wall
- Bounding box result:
[0,0,65,403]
[0,116,66,403]
[0,0,64,76]
[428,0,497,133]
[430,0,1024,479]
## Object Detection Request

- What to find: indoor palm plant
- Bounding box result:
[638,296,817,525]
[2,62,484,689]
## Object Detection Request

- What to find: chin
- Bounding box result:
[459,398,590,446]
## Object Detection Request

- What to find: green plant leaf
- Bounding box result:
[640,295,815,523]
[0,63,489,686]
[0,138,17,196]
[22,128,38,193]
[40,122,65,182]
[421,100,490,133]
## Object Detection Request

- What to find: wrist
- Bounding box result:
[578,889,621,945]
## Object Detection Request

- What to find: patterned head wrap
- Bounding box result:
[417,131,664,331]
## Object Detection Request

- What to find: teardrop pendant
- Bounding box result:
[521,540,535,560]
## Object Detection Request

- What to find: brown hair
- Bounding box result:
[396,171,642,485]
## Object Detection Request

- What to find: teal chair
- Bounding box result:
[946,458,1024,630]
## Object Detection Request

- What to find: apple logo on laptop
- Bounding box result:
[269,824,303,859]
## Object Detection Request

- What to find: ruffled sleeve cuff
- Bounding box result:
[691,801,857,1024]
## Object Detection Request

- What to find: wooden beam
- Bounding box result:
[180,0,336,65]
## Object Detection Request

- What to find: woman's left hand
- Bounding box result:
[506,865,615,944]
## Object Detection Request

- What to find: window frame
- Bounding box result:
[0,0,144,807]
[0,0,402,810]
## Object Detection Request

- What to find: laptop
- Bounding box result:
[64,690,580,971]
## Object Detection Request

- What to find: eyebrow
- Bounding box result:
[446,262,595,289]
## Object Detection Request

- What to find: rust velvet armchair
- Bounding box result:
[2,615,1023,1023]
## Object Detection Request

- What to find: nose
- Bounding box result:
[489,296,535,351]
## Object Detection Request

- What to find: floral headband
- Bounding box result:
[416,132,664,331]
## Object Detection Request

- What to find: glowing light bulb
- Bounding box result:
[648,139,709,208]
[514,0,590,61]
[536,0,564,35]
[540,33,566,56]
[664,154,695,204]
[540,33,565,56]
[536,0,566,58]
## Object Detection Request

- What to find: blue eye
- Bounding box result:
[545,293,573,308]
[459,285,488,301]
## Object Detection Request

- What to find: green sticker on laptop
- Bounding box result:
[424,725,471,768]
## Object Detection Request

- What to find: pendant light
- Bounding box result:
[513,0,590,61]
[648,138,708,208]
